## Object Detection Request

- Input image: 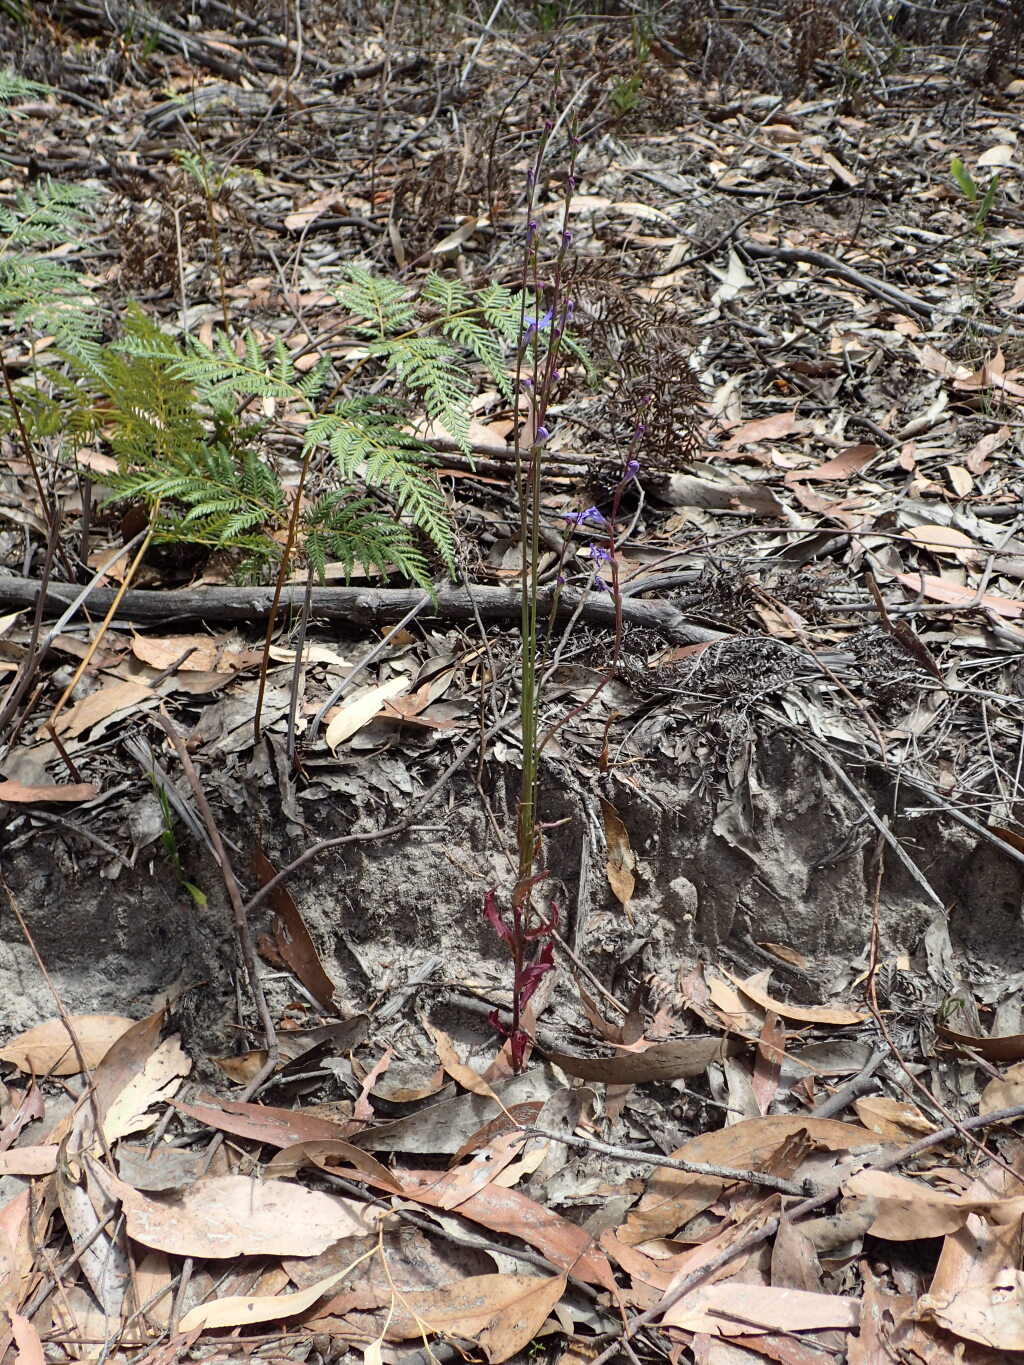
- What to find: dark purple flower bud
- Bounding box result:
[623,459,640,482]
[562,230,573,247]
[545,118,554,131]
[551,369,561,381]
[535,425,550,443]
[567,175,576,191]
[565,298,574,321]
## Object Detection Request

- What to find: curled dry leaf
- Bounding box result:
[543,1035,730,1084]
[266,1139,403,1193]
[252,847,337,1011]
[843,1167,1024,1240]
[0,1015,136,1076]
[723,967,867,1025]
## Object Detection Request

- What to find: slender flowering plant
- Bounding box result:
[482,107,580,1071]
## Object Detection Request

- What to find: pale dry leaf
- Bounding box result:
[893,572,1024,618]
[622,1115,874,1246]
[661,1280,860,1334]
[7,1310,45,1365]
[118,1173,378,1257]
[179,1267,348,1332]
[843,1167,1024,1239]
[0,781,99,804]
[0,1015,135,1076]
[0,1147,57,1177]
[979,1061,1024,1115]
[103,1034,191,1143]
[854,1096,936,1140]
[54,681,154,738]
[324,677,410,751]
[919,1269,1024,1350]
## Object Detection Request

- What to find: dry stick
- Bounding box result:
[0,579,725,646]
[154,711,279,1100]
[522,1125,809,1196]
[737,237,1024,340]
[588,1101,1024,1365]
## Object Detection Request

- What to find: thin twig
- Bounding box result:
[154,710,279,1101]
[522,1124,811,1196]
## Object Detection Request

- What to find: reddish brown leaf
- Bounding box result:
[252,848,337,1011]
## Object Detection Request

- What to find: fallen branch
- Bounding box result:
[0,579,725,646]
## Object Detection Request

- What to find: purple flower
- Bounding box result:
[590,544,612,563]
[563,506,608,528]
[622,459,640,482]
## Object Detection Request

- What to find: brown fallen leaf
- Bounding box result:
[266,1139,403,1193]
[783,443,877,483]
[853,1096,936,1142]
[543,1035,730,1084]
[170,1094,350,1148]
[252,847,337,1011]
[102,1035,191,1143]
[936,1023,1024,1062]
[355,1169,615,1289]
[599,796,635,911]
[0,780,99,804]
[6,1311,45,1365]
[0,1015,136,1077]
[980,1061,1024,1114]
[0,1147,57,1177]
[893,572,1024,619]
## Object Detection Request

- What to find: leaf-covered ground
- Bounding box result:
[1,3,1023,1363]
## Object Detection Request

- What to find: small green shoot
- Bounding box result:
[154,783,208,908]
[950,156,1001,236]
